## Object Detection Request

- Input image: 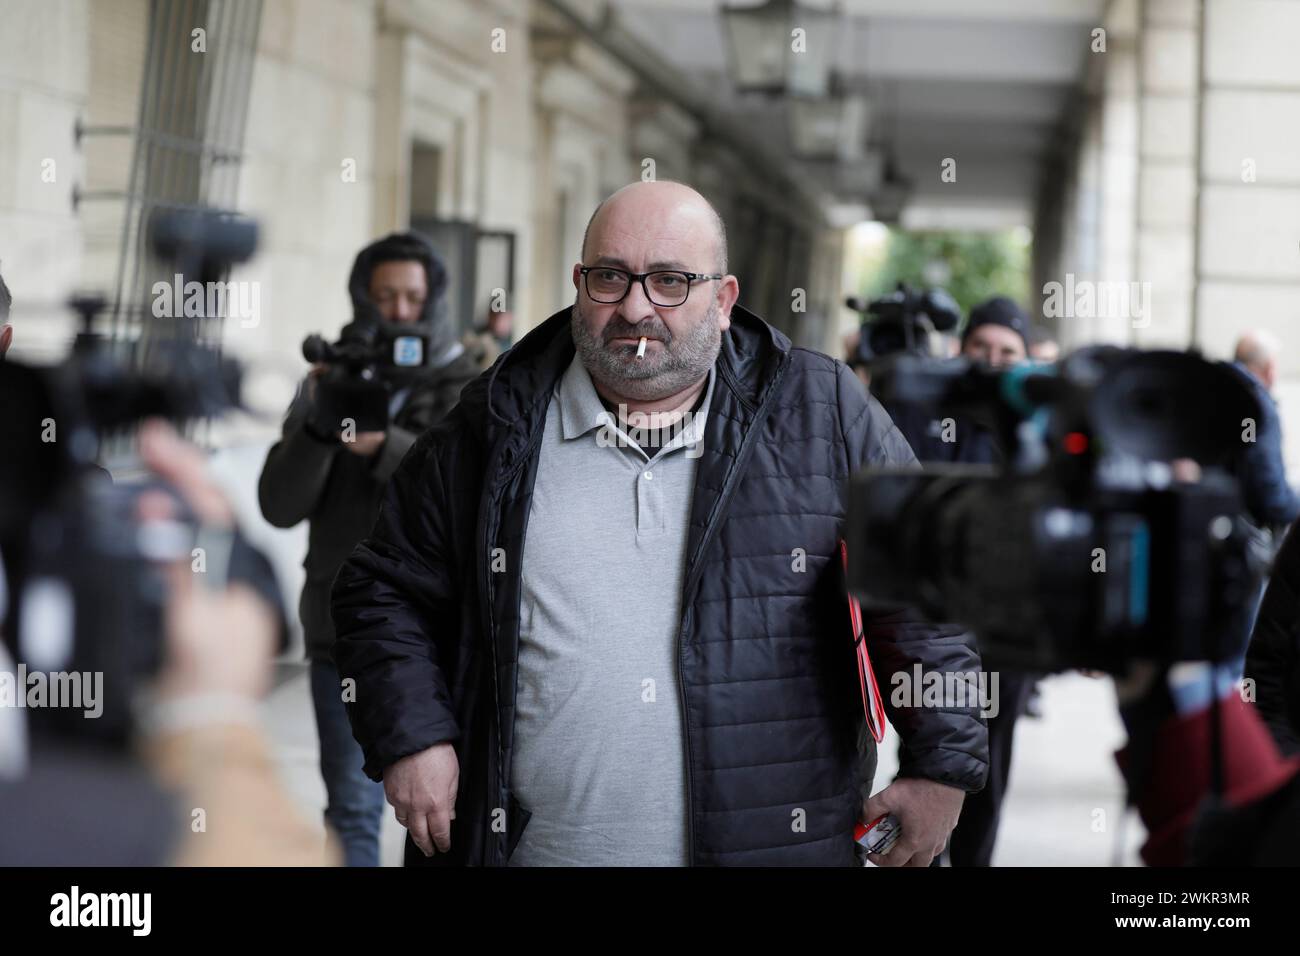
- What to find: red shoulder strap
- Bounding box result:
[840,539,887,743]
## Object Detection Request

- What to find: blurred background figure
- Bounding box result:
[1027,326,1060,363]
[462,301,515,370]
[959,296,1029,369]
[1229,329,1300,696]
[1229,330,1300,532]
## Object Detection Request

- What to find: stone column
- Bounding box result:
[1195,0,1300,471]
[1134,0,1200,348]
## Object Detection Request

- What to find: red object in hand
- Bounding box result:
[840,539,886,743]
[855,813,902,856]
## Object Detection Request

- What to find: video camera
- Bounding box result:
[846,283,962,363]
[845,346,1263,675]
[300,321,428,434]
[0,208,282,746]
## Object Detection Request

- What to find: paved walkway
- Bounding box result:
[872,671,1145,866]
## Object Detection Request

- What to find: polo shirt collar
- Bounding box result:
[558,353,715,450]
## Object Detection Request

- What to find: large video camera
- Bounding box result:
[300,321,428,433]
[846,283,962,363]
[0,208,281,746]
[845,346,1263,675]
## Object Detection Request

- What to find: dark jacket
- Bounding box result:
[1246,522,1300,755]
[331,305,990,866]
[1228,362,1300,529]
[258,351,480,660]
[880,399,1001,466]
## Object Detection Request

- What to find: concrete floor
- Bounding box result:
[261,661,408,867]
[873,670,1146,866]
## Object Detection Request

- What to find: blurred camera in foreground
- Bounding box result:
[846,347,1264,675]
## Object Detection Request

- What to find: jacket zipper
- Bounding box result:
[675,610,694,865]
[476,454,506,865]
[484,424,547,865]
[676,355,789,866]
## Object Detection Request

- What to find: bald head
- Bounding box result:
[1235,329,1281,390]
[581,180,728,274]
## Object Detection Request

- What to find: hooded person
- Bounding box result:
[344,232,468,384]
[256,231,480,867]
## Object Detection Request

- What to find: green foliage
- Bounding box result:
[864,230,1031,320]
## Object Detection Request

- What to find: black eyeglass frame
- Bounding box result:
[578,266,724,307]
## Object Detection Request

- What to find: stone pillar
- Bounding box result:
[0,0,90,358]
[1134,0,1200,348]
[1195,0,1300,471]
[1094,0,1141,345]
[529,22,636,330]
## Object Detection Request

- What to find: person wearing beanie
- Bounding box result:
[961,295,1030,369]
[945,295,1034,866]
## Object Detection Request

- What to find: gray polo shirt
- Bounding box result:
[507,354,715,866]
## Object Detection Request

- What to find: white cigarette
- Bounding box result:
[636,336,648,359]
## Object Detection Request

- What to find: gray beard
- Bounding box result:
[571,298,722,402]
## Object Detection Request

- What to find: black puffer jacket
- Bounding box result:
[331,305,989,866]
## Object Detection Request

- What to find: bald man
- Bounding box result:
[1229,330,1300,528]
[332,181,988,867]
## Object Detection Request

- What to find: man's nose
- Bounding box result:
[616,278,657,325]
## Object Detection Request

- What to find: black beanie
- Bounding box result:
[962,296,1030,349]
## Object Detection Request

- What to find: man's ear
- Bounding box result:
[0,324,12,357]
[716,275,740,332]
[572,263,582,291]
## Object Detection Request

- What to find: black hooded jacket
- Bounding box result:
[346,232,461,371]
[258,233,480,661]
[331,305,990,865]
[1246,521,1300,754]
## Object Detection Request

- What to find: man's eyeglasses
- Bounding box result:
[579,266,723,308]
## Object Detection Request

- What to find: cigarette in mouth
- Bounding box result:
[636,337,648,359]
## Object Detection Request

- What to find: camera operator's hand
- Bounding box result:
[135,420,276,704]
[861,777,965,867]
[299,361,330,408]
[384,742,459,856]
[340,430,387,458]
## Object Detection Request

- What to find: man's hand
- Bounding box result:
[340,430,387,457]
[383,742,459,856]
[861,778,965,867]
